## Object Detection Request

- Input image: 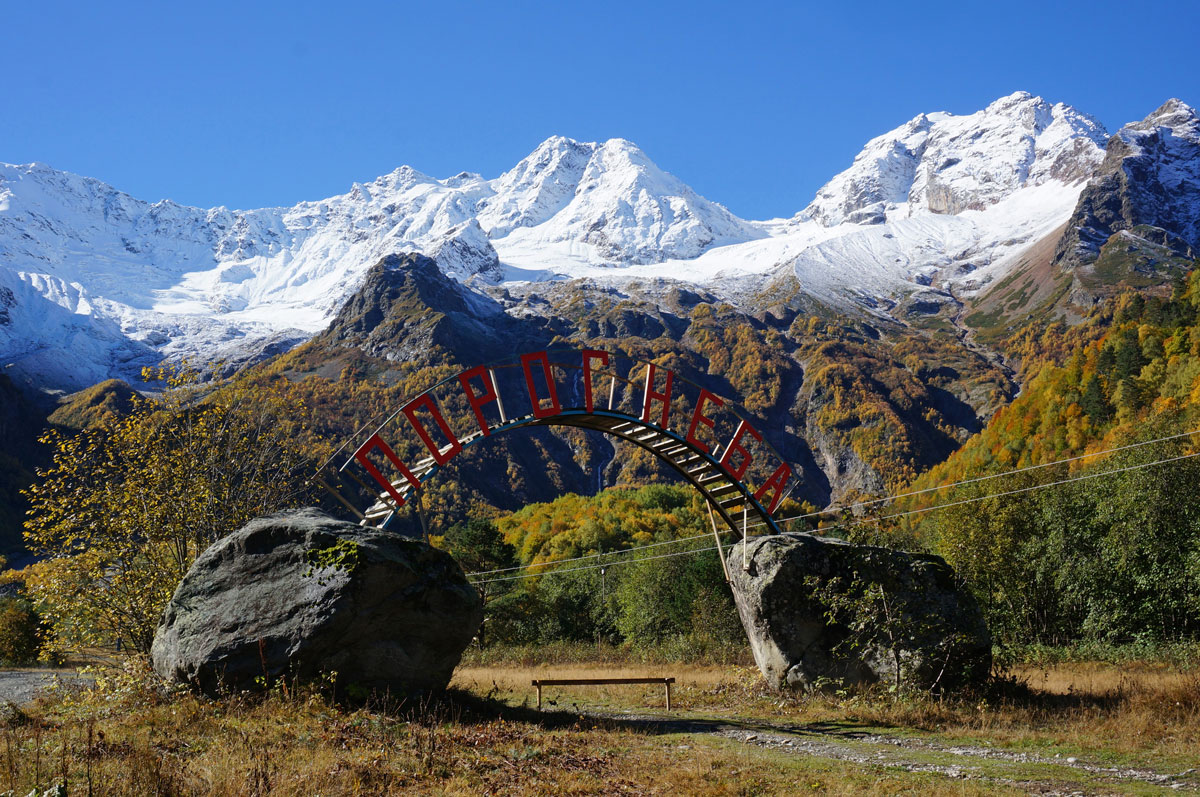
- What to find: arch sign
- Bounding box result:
[315,348,796,538]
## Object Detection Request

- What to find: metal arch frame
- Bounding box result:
[359,405,782,539]
[316,346,795,478]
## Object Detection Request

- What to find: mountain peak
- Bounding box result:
[1048,95,1200,284]
[313,252,509,364]
[984,90,1038,111]
[597,136,643,153]
[1131,98,1199,138]
[801,92,1108,226]
[1112,98,1200,159]
[482,134,762,264]
[534,134,591,151]
[590,137,659,173]
[377,164,436,190]
[1153,97,1196,115]
[476,136,597,238]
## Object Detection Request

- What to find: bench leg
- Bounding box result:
[665,681,672,712]
[537,684,542,710]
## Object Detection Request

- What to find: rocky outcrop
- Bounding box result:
[1054,99,1200,276]
[426,219,502,283]
[727,533,990,692]
[196,331,310,381]
[0,287,13,327]
[312,252,527,364]
[0,374,47,555]
[151,508,482,697]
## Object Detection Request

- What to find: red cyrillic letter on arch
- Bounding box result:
[402,393,463,465]
[521,351,561,418]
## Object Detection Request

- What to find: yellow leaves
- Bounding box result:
[495,485,707,574]
[0,564,25,588]
[21,369,320,655]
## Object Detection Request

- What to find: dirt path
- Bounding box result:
[597,709,1199,794]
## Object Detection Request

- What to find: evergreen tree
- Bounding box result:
[440,518,518,647]
[1079,374,1111,424]
[1097,346,1116,376]
[1113,329,1146,381]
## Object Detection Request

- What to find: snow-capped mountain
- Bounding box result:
[1,91,1197,393]
[1115,99,1200,246]
[0,135,761,389]
[800,92,1108,226]
[482,136,765,264]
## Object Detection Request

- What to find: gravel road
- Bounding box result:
[0,669,92,706]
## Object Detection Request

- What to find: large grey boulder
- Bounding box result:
[728,533,990,692]
[151,508,482,697]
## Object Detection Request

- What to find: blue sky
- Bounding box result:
[4,0,1197,219]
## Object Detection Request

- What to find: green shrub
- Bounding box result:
[0,596,44,664]
[615,548,739,645]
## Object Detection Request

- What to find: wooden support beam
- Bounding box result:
[490,367,507,424]
[743,505,750,570]
[707,502,732,584]
[343,467,405,516]
[413,491,430,542]
[314,474,367,521]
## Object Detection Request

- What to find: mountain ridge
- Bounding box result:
[799,91,1109,226]
[1,92,1197,395]
[3,90,1199,551]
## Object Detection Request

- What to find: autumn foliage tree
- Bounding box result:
[21,369,319,655]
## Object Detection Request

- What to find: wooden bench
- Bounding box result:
[531,677,676,711]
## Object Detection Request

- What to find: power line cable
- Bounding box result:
[834,449,1200,527]
[740,426,1200,531]
[466,527,731,577]
[468,429,1200,573]
[470,446,1200,585]
[470,540,723,586]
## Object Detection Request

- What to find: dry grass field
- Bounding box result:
[0,652,1197,795]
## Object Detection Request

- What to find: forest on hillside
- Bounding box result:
[903,268,1200,646]
[6,261,1200,663]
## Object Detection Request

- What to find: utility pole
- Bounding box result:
[598,545,606,649]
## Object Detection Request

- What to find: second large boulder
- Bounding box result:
[151,508,483,696]
[728,533,990,692]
